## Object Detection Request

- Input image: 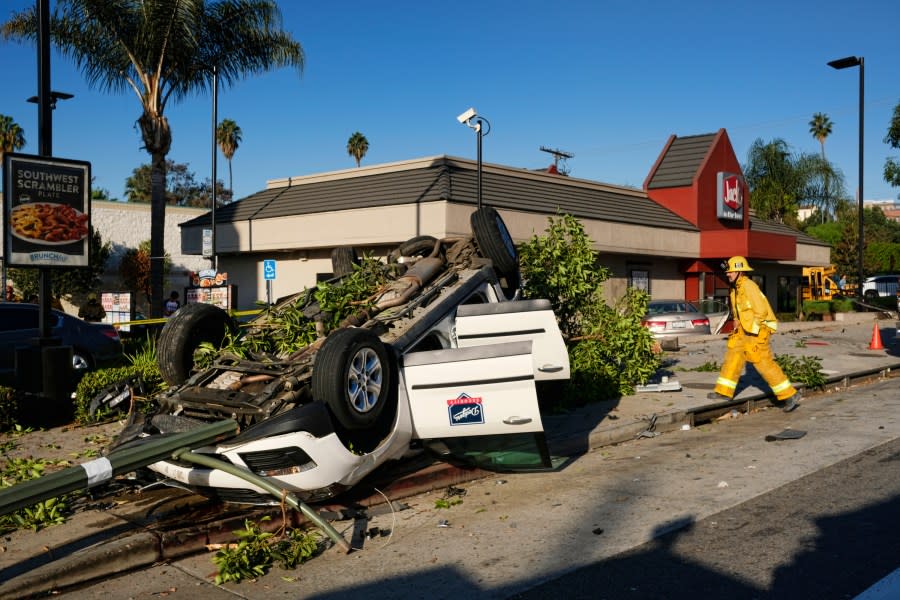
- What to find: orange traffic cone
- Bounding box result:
[868,323,885,350]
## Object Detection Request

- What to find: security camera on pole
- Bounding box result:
[457,108,491,210]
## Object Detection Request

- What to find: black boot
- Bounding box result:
[781,390,802,413]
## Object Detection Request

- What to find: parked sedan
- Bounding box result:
[0,303,124,387]
[642,299,711,338]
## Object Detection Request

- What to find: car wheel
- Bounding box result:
[331,246,359,277]
[157,303,236,387]
[72,351,92,372]
[470,206,520,290]
[312,327,395,431]
[864,290,878,301]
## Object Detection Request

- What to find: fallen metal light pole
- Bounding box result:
[0,419,239,517]
[172,448,352,553]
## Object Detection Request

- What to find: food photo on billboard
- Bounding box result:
[2,152,91,269]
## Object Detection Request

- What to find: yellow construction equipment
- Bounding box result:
[801,266,846,301]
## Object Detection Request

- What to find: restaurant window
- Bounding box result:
[777,276,800,313]
[630,269,650,293]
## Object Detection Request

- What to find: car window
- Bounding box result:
[431,432,555,472]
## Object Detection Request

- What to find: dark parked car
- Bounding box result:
[0,303,124,386]
[642,299,711,338]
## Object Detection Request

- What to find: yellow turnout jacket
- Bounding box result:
[730,275,778,335]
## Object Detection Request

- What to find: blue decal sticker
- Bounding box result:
[447,393,484,426]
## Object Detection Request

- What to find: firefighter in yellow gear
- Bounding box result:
[708,256,801,412]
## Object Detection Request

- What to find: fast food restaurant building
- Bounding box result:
[178,128,830,312]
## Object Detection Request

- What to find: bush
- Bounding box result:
[518,214,660,407]
[830,297,855,313]
[801,300,832,320]
[73,335,164,424]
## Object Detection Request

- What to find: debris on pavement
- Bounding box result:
[636,414,660,438]
[765,429,808,442]
[635,378,683,393]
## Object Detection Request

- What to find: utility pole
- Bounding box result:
[539,146,574,175]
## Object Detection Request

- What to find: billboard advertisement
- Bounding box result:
[2,153,91,268]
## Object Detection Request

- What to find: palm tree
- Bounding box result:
[0,113,26,160]
[347,131,369,167]
[216,118,242,196]
[809,112,836,222]
[809,112,833,159]
[2,1,303,316]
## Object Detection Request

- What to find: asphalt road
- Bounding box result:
[38,376,897,599]
[512,416,900,600]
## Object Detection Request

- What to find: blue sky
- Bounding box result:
[2,0,899,205]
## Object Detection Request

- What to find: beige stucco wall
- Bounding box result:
[196,203,702,310]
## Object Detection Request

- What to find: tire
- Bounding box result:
[312,327,395,431]
[864,290,878,301]
[389,235,439,262]
[72,351,92,373]
[470,206,520,289]
[331,246,359,277]
[157,303,236,387]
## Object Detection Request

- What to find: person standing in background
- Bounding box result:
[164,291,181,316]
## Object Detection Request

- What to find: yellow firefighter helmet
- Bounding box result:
[725,256,754,272]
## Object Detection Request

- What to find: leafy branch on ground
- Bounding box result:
[212,516,320,585]
[197,256,390,367]
[775,354,826,389]
[0,456,75,533]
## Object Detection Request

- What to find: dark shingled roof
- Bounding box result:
[646,133,717,190]
[182,156,698,232]
[750,216,830,246]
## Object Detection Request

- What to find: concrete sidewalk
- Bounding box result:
[1,312,898,598]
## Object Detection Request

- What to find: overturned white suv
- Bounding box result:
[115,207,570,505]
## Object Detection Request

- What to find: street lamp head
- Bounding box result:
[828,56,862,70]
[27,91,74,110]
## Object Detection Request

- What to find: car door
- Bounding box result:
[453,299,570,381]
[401,340,553,471]
[0,305,40,384]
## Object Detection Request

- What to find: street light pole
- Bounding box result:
[476,117,483,210]
[828,55,864,297]
[210,64,218,271]
[456,108,490,210]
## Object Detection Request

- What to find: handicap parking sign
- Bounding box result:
[263,259,276,280]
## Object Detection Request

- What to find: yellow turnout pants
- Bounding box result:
[713,327,796,400]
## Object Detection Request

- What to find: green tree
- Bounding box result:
[743,138,846,226]
[216,118,242,195]
[518,214,660,403]
[8,228,111,302]
[3,0,304,317]
[347,131,369,168]
[119,240,172,307]
[125,160,231,206]
[883,99,900,194]
[0,113,26,160]
[809,112,833,159]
